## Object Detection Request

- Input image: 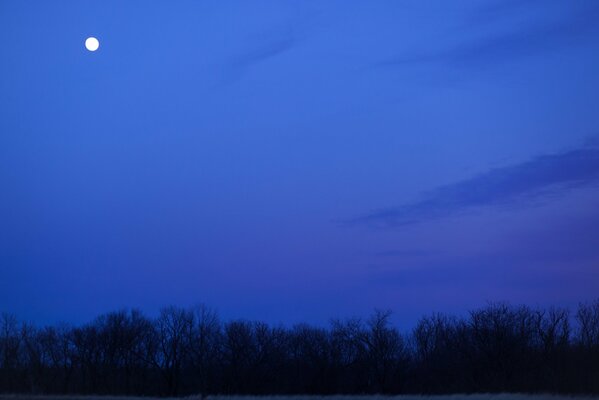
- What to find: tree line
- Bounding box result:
[1,300,598,396]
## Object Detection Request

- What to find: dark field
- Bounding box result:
[1,394,599,400]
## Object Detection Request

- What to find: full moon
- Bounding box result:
[85,37,100,52]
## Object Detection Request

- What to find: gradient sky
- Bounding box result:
[1,0,599,327]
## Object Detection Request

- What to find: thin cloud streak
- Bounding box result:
[231,36,296,70]
[375,249,438,258]
[348,146,599,228]
[377,2,599,69]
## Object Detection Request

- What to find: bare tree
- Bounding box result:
[576,300,599,348]
[153,306,193,396]
[364,310,407,393]
[0,313,22,392]
[2,300,599,395]
[37,324,75,393]
[330,317,368,392]
[289,323,331,393]
[189,304,221,398]
[535,307,570,352]
[222,320,256,393]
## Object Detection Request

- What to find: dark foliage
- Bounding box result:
[1,301,598,395]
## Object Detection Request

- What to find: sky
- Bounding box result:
[1,0,599,327]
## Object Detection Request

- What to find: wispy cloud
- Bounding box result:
[377,2,599,69]
[584,135,599,148]
[375,249,438,258]
[466,0,550,25]
[213,23,302,87]
[348,146,599,228]
[230,35,295,70]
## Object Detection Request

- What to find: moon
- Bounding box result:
[85,37,100,52]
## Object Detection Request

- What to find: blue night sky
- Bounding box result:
[1,0,599,327]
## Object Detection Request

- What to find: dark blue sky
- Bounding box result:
[1,0,599,327]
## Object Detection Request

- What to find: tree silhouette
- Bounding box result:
[1,301,598,395]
